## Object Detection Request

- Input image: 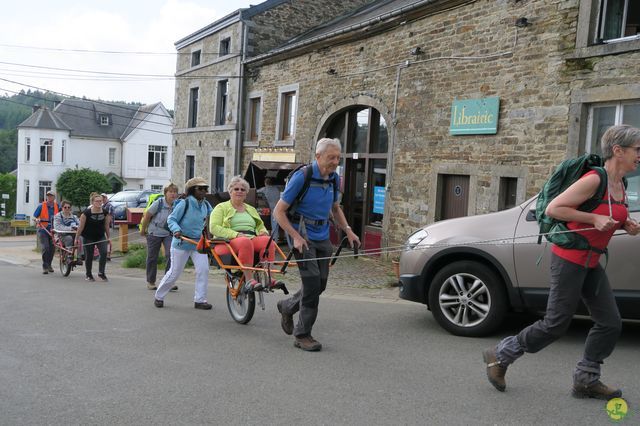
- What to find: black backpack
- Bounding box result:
[285,164,339,216]
[535,153,625,250]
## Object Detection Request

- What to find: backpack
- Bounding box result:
[284,164,339,217]
[138,193,164,231]
[535,153,625,250]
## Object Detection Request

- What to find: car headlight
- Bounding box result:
[406,229,428,248]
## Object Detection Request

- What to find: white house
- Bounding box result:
[16,99,173,216]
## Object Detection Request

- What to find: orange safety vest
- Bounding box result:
[38,201,59,224]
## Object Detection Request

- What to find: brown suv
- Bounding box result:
[398,192,640,337]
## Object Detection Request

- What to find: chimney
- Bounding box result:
[32,104,41,113]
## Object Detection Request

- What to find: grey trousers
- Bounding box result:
[83,238,108,277]
[146,234,172,284]
[497,253,622,384]
[38,230,55,269]
[279,239,334,337]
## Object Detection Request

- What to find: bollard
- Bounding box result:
[119,223,128,253]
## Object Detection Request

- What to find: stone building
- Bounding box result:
[171,0,375,193]
[241,0,640,250]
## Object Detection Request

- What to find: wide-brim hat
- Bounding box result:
[185,177,208,191]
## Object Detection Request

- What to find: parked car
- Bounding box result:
[108,190,159,221]
[398,195,640,337]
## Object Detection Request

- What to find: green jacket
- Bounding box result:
[209,200,268,239]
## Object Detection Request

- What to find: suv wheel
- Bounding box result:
[428,260,507,337]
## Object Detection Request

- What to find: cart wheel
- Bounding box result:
[59,250,72,277]
[226,273,255,324]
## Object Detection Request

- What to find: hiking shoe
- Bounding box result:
[194,302,212,310]
[47,266,54,273]
[147,283,157,290]
[97,273,108,282]
[294,335,322,352]
[277,300,293,335]
[483,348,507,392]
[170,285,178,292]
[42,269,48,275]
[243,279,259,294]
[572,380,622,400]
[85,275,95,282]
[154,299,164,308]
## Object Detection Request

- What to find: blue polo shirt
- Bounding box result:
[281,161,339,241]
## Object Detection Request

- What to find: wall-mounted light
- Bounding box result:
[410,46,423,56]
[515,17,531,27]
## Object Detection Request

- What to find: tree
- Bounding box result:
[0,173,17,218]
[56,168,111,209]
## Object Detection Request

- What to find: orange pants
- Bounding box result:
[213,235,275,266]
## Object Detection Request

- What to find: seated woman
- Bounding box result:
[209,176,281,290]
[53,200,80,249]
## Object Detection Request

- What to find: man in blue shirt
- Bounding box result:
[273,138,360,351]
[33,190,60,274]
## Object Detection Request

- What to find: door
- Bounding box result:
[439,174,469,220]
[344,158,365,239]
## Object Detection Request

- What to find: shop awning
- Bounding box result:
[243,160,303,189]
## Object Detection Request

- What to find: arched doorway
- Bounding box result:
[322,105,389,251]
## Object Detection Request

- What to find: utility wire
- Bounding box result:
[0,42,241,56]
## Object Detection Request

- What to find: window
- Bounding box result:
[40,139,52,162]
[279,91,297,141]
[498,177,518,211]
[598,0,640,42]
[61,140,66,163]
[151,184,163,191]
[109,147,116,166]
[38,181,52,202]
[587,100,640,211]
[191,50,201,67]
[185,155,195,180]
[247,97,261,142]
[100,114,109,126]
[25,137,30,162]
[188,87,199,128]
[219,38,230,56]
[211,157,225,193]
[24,180,29,203]
[216,80,229,125]
[148,145,167,168]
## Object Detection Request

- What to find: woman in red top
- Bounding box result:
[483,125,640,400]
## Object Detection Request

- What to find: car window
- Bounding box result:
[626,168,640,212]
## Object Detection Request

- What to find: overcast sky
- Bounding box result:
[0,0,255,109]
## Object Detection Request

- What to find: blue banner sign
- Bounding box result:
[373,186,385,214]
[450,97,499,135]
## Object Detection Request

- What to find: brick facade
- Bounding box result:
[242,0,640,247]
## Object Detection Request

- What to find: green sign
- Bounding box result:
[450,97,499,135]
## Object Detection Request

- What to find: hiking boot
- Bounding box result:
[42,269,48,275]
[277,300,293,335]
[85,275,95,282]
[483,348,507,392]
[154,299,164,308]
[294,335,322,352]
[572,380,622,400]
[194,302,212,310]
[170,285,178,292]
[147,283,157,290]
[97,273,108,282]
[47,266,54,273]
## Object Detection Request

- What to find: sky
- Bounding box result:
[0,0,255,109]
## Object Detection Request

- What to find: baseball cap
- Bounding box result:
[46,190,55,196]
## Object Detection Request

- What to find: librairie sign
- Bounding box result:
[450,97,499,135]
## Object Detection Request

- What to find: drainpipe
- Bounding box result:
[234,17,247,176]
[382,60,409,254]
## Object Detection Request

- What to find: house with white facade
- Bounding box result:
[16,99,173,216]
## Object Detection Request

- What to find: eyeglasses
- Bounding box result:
[62,206,71,209]
[195,186,208,191]
[232,187,247,192]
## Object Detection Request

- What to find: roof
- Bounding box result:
[121,102,162,139]
[17,106,72,131]
[245,0,443,64]
[52,99,139,140]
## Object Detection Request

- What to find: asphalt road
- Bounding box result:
[0,262,638,425]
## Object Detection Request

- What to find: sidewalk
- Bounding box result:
[0,234,403,302]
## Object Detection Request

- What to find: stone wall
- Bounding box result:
[243,0,596,244]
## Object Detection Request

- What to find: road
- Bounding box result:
[0,262,638,425]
